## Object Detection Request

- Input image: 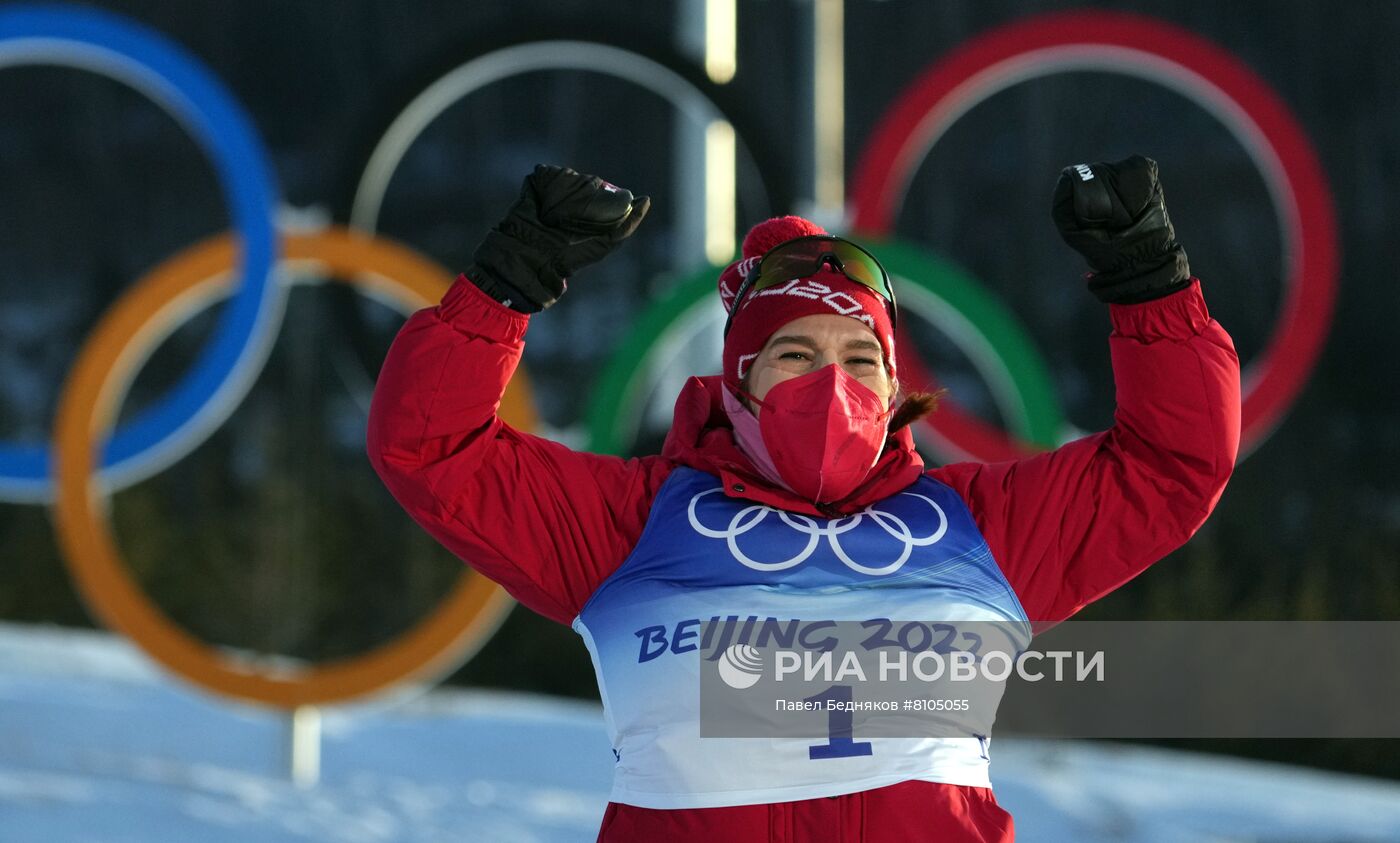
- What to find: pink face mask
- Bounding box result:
[729,365,891,503]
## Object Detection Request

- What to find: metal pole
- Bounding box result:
[288,704,321,788]
[677,0,737,267]
[795,0,846,228]
[812,0,845,222]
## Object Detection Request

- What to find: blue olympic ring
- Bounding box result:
[0,4,279,502]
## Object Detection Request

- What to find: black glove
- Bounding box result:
[469,165,651,312]
[1052,154,1191,305]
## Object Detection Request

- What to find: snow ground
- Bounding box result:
[1,622,1398,842]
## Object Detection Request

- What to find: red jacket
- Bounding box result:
[367,277,1241,842]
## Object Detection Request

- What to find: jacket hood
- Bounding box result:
[660,375,926,517]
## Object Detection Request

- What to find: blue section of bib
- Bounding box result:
[581,467,1027,624]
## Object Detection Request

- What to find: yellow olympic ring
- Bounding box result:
[51,228,525,708]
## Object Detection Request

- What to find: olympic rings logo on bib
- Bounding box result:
[686,488,948,576]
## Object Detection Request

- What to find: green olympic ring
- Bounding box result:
[586,237,1065,458]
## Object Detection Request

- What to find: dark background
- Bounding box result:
[1,0,1396,779]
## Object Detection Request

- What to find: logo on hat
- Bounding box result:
[748,278,878,330]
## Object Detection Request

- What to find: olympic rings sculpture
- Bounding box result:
[2,6,537,707]
[590,11,1338,463]
[0,4,280,502]
[51,228,525,707]
[850,11,1339,455]
[3,5,1339,708]
[687,487,948,576]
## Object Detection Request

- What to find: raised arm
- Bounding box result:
[366,167,667,625]
[933,156,1242,624]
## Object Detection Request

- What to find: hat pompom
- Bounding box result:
[741,216,827,259]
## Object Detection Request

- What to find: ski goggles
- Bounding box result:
[723,235,897,337]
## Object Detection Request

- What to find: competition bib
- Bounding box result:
[573,467,1029,809]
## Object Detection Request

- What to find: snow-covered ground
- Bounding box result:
[2,622,1399,842]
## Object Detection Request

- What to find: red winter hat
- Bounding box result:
[718,216,896,387]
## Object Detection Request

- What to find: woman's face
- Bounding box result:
[744,313,894,412]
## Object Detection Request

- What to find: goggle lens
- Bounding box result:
[754,238,889,298]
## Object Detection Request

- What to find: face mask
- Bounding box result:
[735,365,892,503]
[721,385,792,491]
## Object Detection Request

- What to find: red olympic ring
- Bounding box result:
[892,323,1036,462]
[851,10,1339,455]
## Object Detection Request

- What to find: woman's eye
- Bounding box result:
[847,358,877,367]
[779,351,810,361]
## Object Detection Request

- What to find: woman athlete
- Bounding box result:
[367,155,1241,842]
